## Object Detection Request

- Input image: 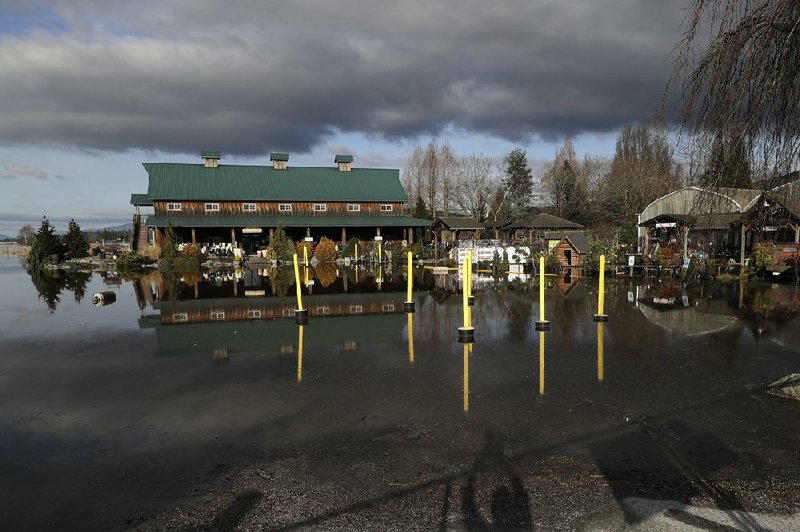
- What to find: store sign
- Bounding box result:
[242,227,262,234]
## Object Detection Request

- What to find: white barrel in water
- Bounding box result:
[92,291,116,307]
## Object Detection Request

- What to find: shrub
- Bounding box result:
[115,251,150,272]
[342,237,359,258]
[161,224,178,260]
[181,243,201,257]
[751,242,776,271]
[296,241,313,262]
[314,236,338,262]
[544,253,560,273]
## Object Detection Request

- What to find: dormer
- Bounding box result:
[201,150,220,168]
[335,154,353,172]
[270,152,289,170]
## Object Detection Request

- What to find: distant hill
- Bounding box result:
[92,222,133,232]
[0,233,13,242]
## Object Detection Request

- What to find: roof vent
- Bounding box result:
[270,152,289,170]
[335,154,353,172]
[201,150,220,168]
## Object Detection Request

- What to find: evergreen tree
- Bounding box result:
[28,216,63,266]
[161,224,178,260]
[268,224,295,261]
[413,195,430,219]
[62,218,89,259]
[502,148,533,220]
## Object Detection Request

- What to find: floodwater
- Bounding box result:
[1,255,799,530]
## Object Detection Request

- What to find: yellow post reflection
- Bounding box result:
[463,342,469,413]
[597,321,604,382]
[407,312,415,364]
[539,330,545,395]
[297,324,304,383]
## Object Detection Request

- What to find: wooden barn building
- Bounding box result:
[131,152,430,255]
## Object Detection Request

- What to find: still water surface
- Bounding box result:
[1,255,799,529]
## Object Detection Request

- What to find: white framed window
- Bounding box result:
[382,304,395,312]
[317,306,330,315]
[172,313,188,322]
[247,309,262,319]
[282,307,294,316]
[347,204,361,212]
[210,311,225,320]
[167,203,182,211]
[349,305,363,314]
[279,203,292,212]
[380,204,393,212]
[147,227,156,246]
[205,203,220,212]
[242,203,257,212]
[314,203,327,212]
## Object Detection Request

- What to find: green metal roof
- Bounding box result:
[269,153,289,161]
[334,154,353,163]
[142,163,408,202]
[130,193,153,206]
[145,214,431,228]
[201,150,220,159]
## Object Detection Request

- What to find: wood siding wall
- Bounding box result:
[154,201,404,216]
[554,240,583,268]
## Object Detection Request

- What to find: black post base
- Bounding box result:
[467,295,475,307]
[535,320,551,331]
[457,327,475,343]
[295,309,309,324]
[592,314,609,322]
[404,302,416,313]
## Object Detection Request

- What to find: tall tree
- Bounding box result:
[453,154,493,221]
[541,137,590,223]
[28,216,63,266]
[502,148,533,220]
[401,146,425,214]
[673,0,800,182]
[422,139,439,218]
[161,224,178,260]
[62,218,89,259]
[602,123,680,225]
[440,141,456,217]
[17,224,35,245]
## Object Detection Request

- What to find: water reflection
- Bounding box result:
[538,331,545,396]
[597,322,605,382]
[28,267,92,312]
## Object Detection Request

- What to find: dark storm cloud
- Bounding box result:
[0,1,686,155]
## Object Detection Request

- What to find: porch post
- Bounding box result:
[682,226,689,260]
[230,228,236,246]
[795,223,799,244]
[740,224,748,267]
[376,227,381,237]
[306,227,311,238]
[341,227,347,243]
[269,227,274,240]
[191,227,196,245]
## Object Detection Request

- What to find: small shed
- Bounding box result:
[431,217,485,244]
[509,212,584,243]
[553,233,588,268]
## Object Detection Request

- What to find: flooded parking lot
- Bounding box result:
[1,255,799,529]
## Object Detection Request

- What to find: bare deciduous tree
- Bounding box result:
[452,154,493,221]
[673,0,800,184]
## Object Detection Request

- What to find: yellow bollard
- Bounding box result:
[297,324,304,383]
[539,330,545,395]
[463,342,469,413]
[593,254,608,321]
[535,255,550,330]
[292,253,307,322]
[303,243,309,266]
[467,249,474,313]
[355,242,358,263]
[407,312,415,363]
[458,254,474,342]
[404,251,415,312]
[378,241,382,264]
[597,321,604,382]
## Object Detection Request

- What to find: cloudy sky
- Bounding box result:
[0,0,687,235]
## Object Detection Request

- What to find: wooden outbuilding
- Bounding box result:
[552,233,587,269]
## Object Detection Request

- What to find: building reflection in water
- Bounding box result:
[407,312,414,364]
[297,324,304,383]
[133,267,411,359]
